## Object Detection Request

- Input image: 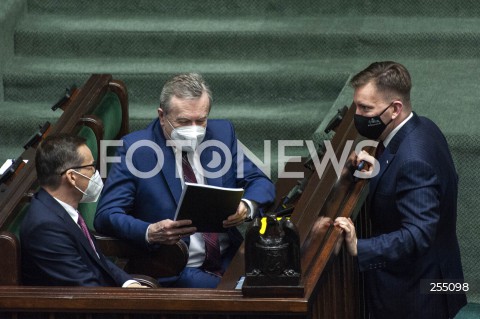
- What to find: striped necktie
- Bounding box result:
[182,152,222,276]
[77,213,98,256]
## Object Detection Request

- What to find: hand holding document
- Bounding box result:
[174,182,244,233]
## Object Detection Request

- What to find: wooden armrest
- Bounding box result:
[93,232,188,278]
[0,231,21,285]
[131,274,160,288]
[93,231,137,257]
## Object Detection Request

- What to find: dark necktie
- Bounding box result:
[77,213,98,256]
[375,142,385,159]
[181,152,222,276]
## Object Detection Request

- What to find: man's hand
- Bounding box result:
[125,282,149,288]
[223,201,249,228]
[334,217,358,256]
[147,219,196,245]
[354,150,377,179]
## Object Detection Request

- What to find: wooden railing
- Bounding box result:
[0,77,368,318]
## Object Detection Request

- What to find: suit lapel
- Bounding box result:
[369,150,395,199]
[368,113,420,202]
[152,120,182,205]
[38,190,83,241]
[37,190,116,277]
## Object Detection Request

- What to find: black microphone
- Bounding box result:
[275,174,309,213]
[51,85,77,111]
[357,160,366,171]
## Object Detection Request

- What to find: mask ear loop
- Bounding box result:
[69,170,89,196]
[64,169,77,189]
[164,117,176,140]
[165,117,175,130]
[378,101,395,127]
[71,170,100,193]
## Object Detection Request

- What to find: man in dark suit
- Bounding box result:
[335,61,466,318]
[21,134,144,287]
[95,73,275,288]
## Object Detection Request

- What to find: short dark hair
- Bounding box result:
[350,61,412,103]
[36,134,86,189]
[159,73,212,114]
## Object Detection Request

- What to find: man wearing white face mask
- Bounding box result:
[95,73,275,288]
[20,134,145,288]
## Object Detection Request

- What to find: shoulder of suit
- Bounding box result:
[207,119,233,130]
[413,115,445,138]
[122,119,158,143]
[22,193,65,231]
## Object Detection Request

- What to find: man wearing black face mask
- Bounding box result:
[353,100,394,141]
[20,134,145,287]
[335,61,466,318]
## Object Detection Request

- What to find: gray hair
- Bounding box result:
[159,73,212,114]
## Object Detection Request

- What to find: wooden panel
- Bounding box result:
[0,287,309,318]
[220,103,368,318]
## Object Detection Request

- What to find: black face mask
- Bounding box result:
[354,102,393,140]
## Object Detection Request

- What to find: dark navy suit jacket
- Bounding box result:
[20,188,132,286]
[357,113,467,318]
[94,119,275,268]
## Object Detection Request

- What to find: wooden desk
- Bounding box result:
[0,97,368,318]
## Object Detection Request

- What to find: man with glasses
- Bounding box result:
[335,62,466,318]
[21,134,144,287]
[95,73,275,288]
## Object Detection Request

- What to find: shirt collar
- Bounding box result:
[383,111,413,147]
[53,197,79,224]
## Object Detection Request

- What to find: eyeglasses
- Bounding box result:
[59,161,96,176]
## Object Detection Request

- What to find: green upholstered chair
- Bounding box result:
[77,125,99,231]
[77,90,125,231]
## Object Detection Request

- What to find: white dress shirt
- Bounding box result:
[382,111,413,148]
[173,150,230,268]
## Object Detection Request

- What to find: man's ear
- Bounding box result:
[65,170,77,186]
[392,101,403,119]
[158,108,165,124]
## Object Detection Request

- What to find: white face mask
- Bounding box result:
[73,170,104,203]
[166,118,206,152]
